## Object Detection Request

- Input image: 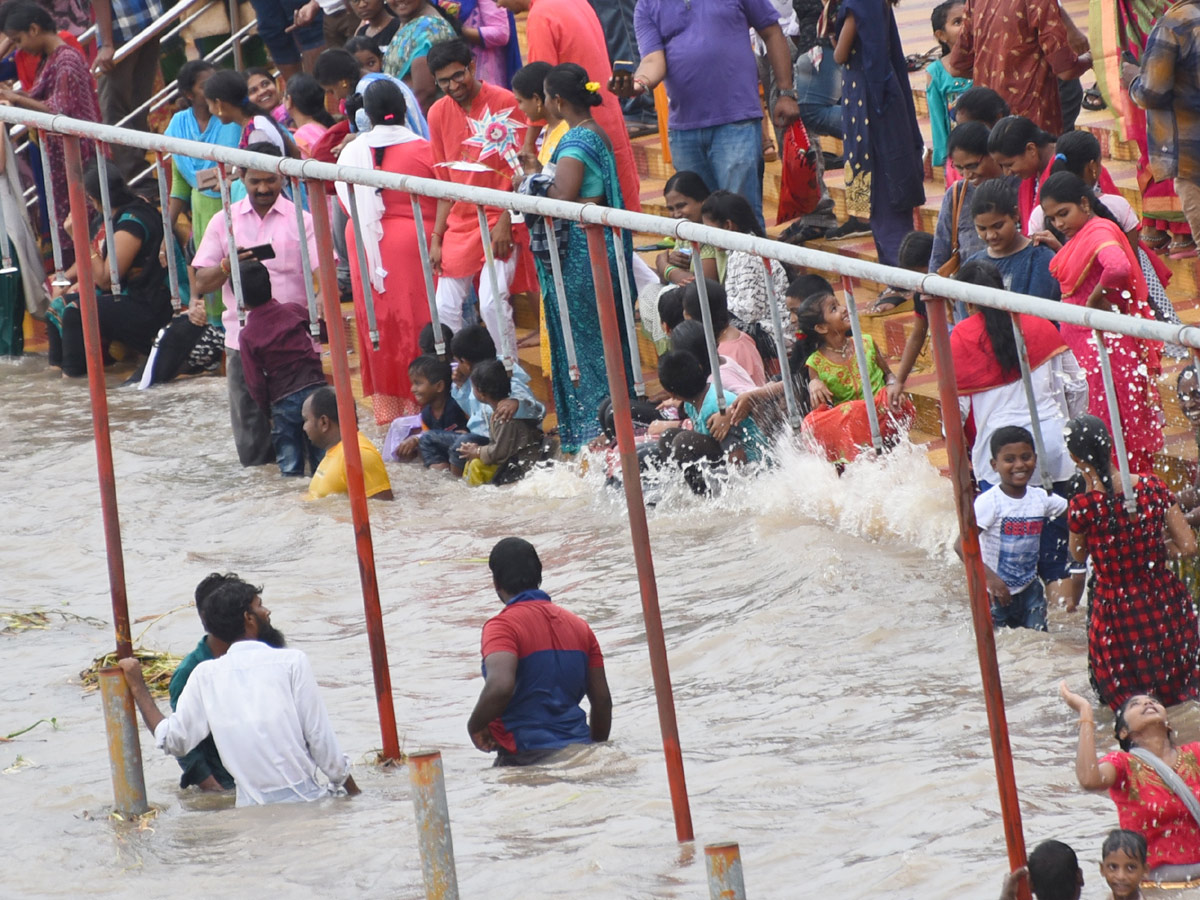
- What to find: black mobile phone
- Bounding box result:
[613,59,635,74]
[243,243,276,261]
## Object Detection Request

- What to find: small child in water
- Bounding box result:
[958,425,1066,631]
[458,360,545,486]
[394,354,468,463]
[1100,829,1147,900]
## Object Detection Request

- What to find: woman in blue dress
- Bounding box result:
[522,62,634,453]
[833,0,924,274]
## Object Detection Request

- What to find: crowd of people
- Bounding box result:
[6,0,1200,888]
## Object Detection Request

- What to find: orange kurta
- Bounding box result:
[526,0,641,212]
[427,82,533,279]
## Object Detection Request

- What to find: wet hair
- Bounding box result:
[470,358,511,401]
[238,259,273,308]
[1040,172,1128,238]
[990,425,1034,459]
[931,0,963,55]
[660,428,724,495]
[789,290,835,370]
[201,576,264,643]
[408,353,452,389]
[987,115,1053,159]
[450,324,496,365]
[418,321,455,356]
[1049,129,1102,179]
[1,1,54,33]
[489,537,542,594]
[946,120,992,159]
[954,260,1019,375]
[970,178,1019,220]
[668,319,714,377]
[426,38,473,76]
[286,73,335,127]
[787,274,834,300]
[83,161,140,210]
[511,60,552,102]
[658,287,684,331]
[1102,829,1148,865]
[664,170,711,202]
[1027,840,1080,900]
[1064,413,1114,494]
[545,62,603,110]
[953,86,1009,127]
[700,189,764,237]
[363,77,408,130]
[897,231,934,271]
[308,385,339,423]
[176,60,216,107]
[657,349,708,399]
[314,48,362,87]
[680,278,731,333]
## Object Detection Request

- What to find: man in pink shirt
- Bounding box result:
[503,0,641,213]
[427,38,531,358]
[191,144,321,467]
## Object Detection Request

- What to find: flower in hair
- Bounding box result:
[384,113,396,122]
[585,81,600,93]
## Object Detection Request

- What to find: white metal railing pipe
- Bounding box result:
[409,194,444,355]
[95,148,123,295]
[611,228,645,398]
[760,256,801,428]
[6,106,1200,351]
[1009,315,1054,491]
[689,247,726,411]
[543,216,580,382]
[288,175,320,335]
[840,276,883,454]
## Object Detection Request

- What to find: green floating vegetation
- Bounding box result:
[80,649,182,699]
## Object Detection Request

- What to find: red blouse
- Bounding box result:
[1103,742,1200,869]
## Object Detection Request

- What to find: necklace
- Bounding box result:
[828,338,853,359]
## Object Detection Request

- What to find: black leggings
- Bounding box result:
[49,294,172,377]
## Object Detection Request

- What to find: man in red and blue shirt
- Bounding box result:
[468,538,612,766]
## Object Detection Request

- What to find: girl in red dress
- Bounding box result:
[1065,414,1198,709]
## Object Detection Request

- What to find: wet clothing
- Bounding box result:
[307,433,392,499]
[480,589,604,755]
[1102,741,1200,869]
[1070,476,1199,708]
[168,637,234,791]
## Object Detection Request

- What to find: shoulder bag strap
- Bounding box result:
[1130,747,1200,832]
[949,180,966,257]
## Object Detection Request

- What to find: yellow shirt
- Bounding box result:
[537,120,569,167]
[306,433,392,499]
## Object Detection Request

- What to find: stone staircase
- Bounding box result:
[626,0,1200,482]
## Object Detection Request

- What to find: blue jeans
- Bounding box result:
[271,384,325,476]
[249,0,325,66]
[991,579,1047,631]
[793,49,843,138]
[418,430,489,473]
[668,119,764,230]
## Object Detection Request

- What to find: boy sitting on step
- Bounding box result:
[458,360,545,486]
[394,354,469,463]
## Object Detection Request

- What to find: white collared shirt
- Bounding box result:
[154,641,351,807]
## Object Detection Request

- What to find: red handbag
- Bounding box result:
[776,120,821,224]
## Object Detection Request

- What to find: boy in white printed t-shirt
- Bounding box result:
[955,425,1067,631]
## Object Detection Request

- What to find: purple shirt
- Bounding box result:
[634,0,777,130]
[237,299,326,412]
[192,194,320,351]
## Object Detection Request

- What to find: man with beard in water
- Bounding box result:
[119,576,360,806]
[467,538,612,765]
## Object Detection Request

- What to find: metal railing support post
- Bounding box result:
[98,668,149,816]
[305,176,401,762]
[585,223,694,842]
[840,276,882,454]
[407,750,460,900]
[705,843,747,900]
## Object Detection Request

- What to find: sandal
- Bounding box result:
[866,290,912,315]
[1082,86,1107,112]
[1169,237,1198,260]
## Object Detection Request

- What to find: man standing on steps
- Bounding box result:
[426,39,531,356]
[611,0,800,229]
[501,0,641,213]
[1124,0,1200,247]
[92,0,165,181]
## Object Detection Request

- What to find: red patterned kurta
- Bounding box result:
[1070,476,1199,709]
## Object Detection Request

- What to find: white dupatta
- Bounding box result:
[335,125,423,294]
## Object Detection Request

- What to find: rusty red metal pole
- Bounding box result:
[305,177,401,762]
[584,223,694,842]
[926,296,1029,895]
[63,136,133,659]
